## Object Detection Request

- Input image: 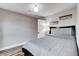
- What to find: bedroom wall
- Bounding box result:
[0,8,37,50]
[46,7,76,27]
[38,7,76,38]
[76,4,79,49]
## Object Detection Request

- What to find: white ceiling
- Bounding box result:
[0,3,76,18]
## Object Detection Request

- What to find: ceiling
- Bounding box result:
[0,3,76,18]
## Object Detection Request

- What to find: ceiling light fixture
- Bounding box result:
[34,4,38,12]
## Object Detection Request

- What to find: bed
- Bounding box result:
[22,26,78,56]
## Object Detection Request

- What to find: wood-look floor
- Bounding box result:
[0,46,24,56]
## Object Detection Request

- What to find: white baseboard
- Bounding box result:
[0,42,26,51]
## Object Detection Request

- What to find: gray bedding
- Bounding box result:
[23,35,78,56]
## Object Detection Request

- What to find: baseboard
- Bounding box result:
[0,42,26,51]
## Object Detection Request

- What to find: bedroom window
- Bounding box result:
[59,14,72,20]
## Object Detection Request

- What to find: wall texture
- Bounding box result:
[0,8,37,50]
[76,4,79,48]
[38,8,76,38]
[46,7,76,27]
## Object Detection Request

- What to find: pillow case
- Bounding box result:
[51,28,72,36]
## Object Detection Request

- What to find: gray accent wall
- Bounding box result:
[0,8,37,50]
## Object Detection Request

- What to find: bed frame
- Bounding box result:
[22,48,33,56]
[49,25,79,56]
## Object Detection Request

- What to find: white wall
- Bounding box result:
[38,8,76,38]
[0,8,37,50]
[46,7,76,27]
[76,4,79,48]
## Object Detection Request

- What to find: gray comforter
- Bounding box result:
[23,35,78,56]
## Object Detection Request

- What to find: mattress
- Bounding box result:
[23,35,78,56]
